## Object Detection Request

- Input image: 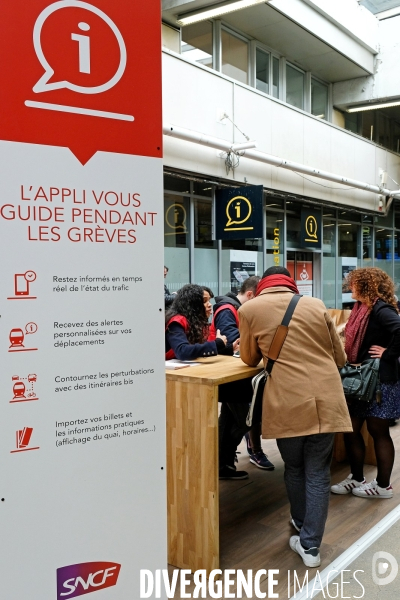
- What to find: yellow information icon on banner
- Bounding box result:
[165,203,188,234]
[216,184,263,240]
[225,196,253,231]
[305,215,318,243]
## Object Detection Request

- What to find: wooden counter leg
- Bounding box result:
[167,379,219,573]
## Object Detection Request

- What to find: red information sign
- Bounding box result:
[0,0,162,164]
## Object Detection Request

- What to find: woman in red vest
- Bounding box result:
[165,284,236,360]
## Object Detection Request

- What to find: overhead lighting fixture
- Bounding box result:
[177,0,267,26]
[348,100,400,113]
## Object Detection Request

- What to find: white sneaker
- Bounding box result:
[331,474,366,495]
[352,479,393,499]
[290,516,301,532]
[289,535,321,568]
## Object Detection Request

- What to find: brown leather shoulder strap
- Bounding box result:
[265,294,301,374]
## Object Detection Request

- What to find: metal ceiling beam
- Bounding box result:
[163,123,400,205]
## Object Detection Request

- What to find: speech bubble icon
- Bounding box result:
[165,204,187,232]
[305,215,318,239]
[226,196,252,227]
[25,322,38,335]
[32,0,127,95]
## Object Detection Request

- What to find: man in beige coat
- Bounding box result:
[239,266,352,568]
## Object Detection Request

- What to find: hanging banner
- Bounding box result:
[0,2,166,599]
[215,185,263,240]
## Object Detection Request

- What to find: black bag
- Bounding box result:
[340,358,380,403]
[247,370,266,426]
[247,294,302,427]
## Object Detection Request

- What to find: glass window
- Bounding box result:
[338,223,360,309]
[286,64,304,110]
[256,48,269,94]
[164,194,190,290]
[287,252,314,297]
[375,228,393,276]
[194,200,215,249]
[377,113,390,149]
[394,200,400,229]
[338,210,361,223]
[164,174,191,194]
[221,239,262,295]
[193,181,213,197]
[221,30,248,84]
[266,198,284,210]
[362,225,373,267]
[194,200,218,293]
[362,213,373,224]
[272,56,279,99]
[286,202,302,247]
[392,120,400,153]
[311,78,328,120]
[374,203,393,228]
[266,211,284,270]
[323,207,336,218]
[181,21,213,68]
[344,112,359,134]
[394,231,400,290]
[322,219,336,308]
[338,223,360,257]
[361,110,374,141]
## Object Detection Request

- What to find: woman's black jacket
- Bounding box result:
[357,299,400,383]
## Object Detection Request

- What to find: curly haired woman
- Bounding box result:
[165,284,247,479]
[331,267,400,498]
[165,284,237,360]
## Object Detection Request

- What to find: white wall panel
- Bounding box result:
[163,54,234,143]
[163,52,400,211]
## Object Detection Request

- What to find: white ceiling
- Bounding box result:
[163,3,370,82]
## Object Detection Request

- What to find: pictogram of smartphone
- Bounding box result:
[14,274,29,296]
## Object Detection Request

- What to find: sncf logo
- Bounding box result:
[57,562,121,599]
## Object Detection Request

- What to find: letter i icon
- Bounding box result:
[71,22,91,73]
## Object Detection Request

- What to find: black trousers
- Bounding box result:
[218,378,252,468]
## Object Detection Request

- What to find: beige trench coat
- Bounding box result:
[239,287,352,439]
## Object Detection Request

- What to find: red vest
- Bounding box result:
[165,315,189,360]
[208,304,239,341]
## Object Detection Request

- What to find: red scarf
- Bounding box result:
[344,301,371,363]
[256,275,299,296]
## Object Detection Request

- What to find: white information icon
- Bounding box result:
[25,0,133,121]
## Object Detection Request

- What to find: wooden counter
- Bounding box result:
[166,355,375,574]
[166,355,263,574]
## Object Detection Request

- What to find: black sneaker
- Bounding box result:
[219,465,249,480]
[249,450,275,470]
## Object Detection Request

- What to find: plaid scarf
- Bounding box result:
[344,301,371,363]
